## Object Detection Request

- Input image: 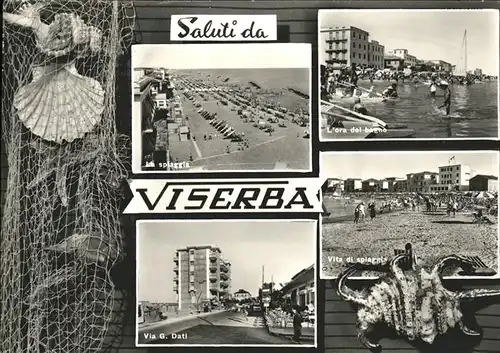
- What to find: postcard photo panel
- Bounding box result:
[136,219,317,347]
[318,9,499,141]
[320,150,499,279]
[132,43,312,173]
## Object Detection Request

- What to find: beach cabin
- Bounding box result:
[179,126,190,142]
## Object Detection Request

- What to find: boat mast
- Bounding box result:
[464,30,467,74]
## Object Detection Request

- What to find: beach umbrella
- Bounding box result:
[474,191,494,199]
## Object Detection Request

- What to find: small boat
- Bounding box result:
[320,100,415,139]
[328,92,389,103]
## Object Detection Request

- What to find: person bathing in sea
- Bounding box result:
[382,83,398,98]
[438,81,451,115]
[367,86,378,98]
[352,97,369,115]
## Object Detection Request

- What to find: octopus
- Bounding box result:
[336,254,500,351]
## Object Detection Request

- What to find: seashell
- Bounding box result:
[38,13,74,58]
[13,62,104,144]
[337,254,500,351]
[88,26,102,53]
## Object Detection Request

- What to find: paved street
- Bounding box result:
[146,312,294,345]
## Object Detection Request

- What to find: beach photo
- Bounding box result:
[132,44,311,173]
[320,151,499,279]
[136,220,317,347]
[318,9,499,140]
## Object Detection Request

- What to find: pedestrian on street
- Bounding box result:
[292,307,303,343]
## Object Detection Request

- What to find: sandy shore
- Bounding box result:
[322,209,498,278]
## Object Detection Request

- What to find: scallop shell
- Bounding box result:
[13,63,104,143]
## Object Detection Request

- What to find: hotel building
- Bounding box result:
[174,245,232,310]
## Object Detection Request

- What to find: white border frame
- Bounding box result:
[319,150,500,280]
[135,218,318,348]
[317,9,500,141]
[131,43,313,174]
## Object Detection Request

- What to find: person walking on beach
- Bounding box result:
[292,307,303,343]
[369,202,376,220]
[357,202,366,222]
[452,199,458,217]
[354,206,360,224]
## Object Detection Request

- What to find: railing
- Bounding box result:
[326,38,347,43]
[326,49,348,53]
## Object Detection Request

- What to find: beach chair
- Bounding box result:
[472,211,494,224]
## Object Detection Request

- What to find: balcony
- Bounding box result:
[220,262,228,272]
[326,38,347,43]
[220,281,229,288]
[173,254,178,262]
[173,266,179,272]
[209,263,217,272]
[326,49,348,53]
[326,59,347,65]
[173,275,179,282]
[220,272,229,280]
[173,285,178,292]
[209,273,217,281]
[209,251,217,260]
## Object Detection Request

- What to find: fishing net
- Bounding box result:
[1,1,135,352]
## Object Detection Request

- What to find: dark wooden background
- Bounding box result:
[1,1,499,353]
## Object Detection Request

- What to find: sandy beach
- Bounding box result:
[166,68,311,171]
[322,209,498,277]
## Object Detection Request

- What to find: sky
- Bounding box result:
[132,43,311,69]
[321,151,499,180]
[137,220,316,303]
[319,10,499,75]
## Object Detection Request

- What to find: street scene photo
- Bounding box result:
[132,44,311,173]
[136,220,316,346]
[320,151,499,278]
[318,9,499,140]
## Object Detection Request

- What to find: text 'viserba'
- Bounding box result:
[170,15,277,41]
[123,179,323,213]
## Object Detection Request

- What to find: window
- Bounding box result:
[352,52,355,57]
[352,42,355,48]
[363,54,366,59]
[364,45,366,50]
[359,53,361,59]
[358,34,361,39]
[352,32,355,38]
[358,43,361,49]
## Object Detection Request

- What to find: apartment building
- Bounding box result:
[368,40,385,69]
[174,245,232,310]
[133,71,157,162]
[384,56,405,71]
[320,26,370,68]
[406,171,439,193]
[428,60,453,73]
[438,164,471,191]
[384,177,406,192]
[234,289,252,302]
